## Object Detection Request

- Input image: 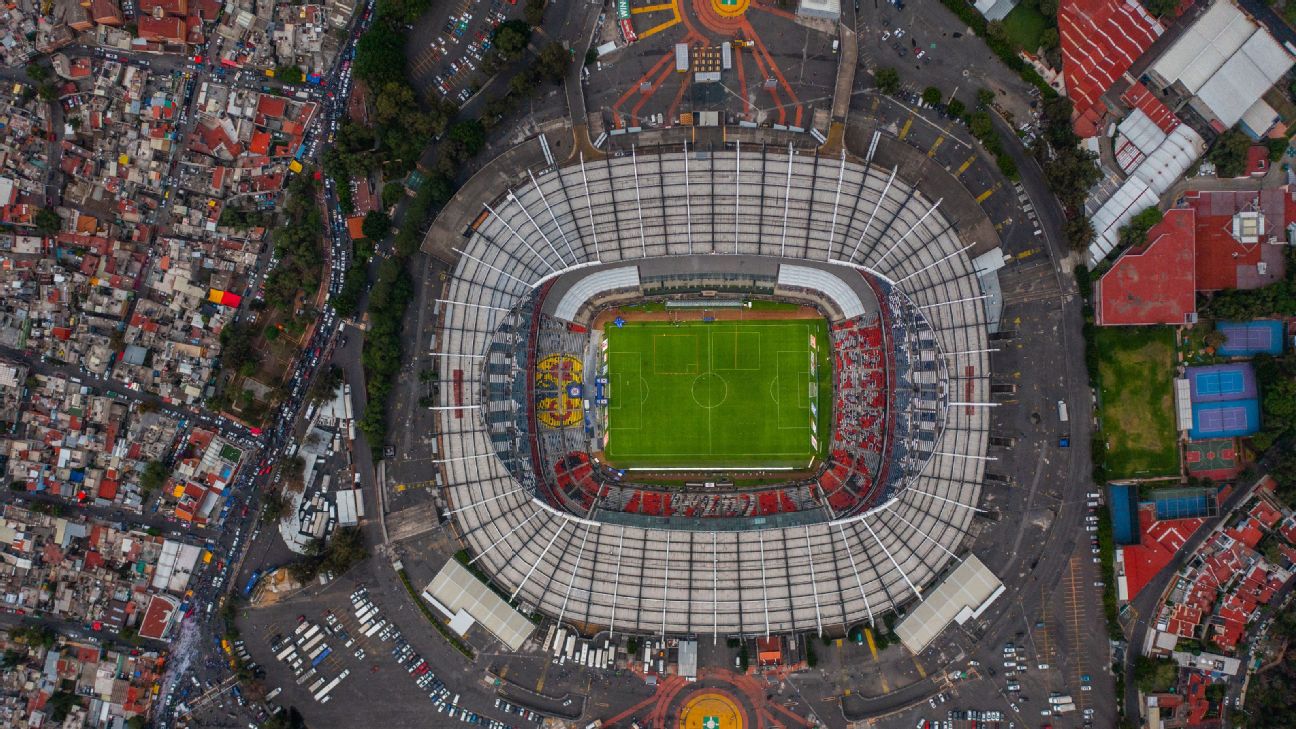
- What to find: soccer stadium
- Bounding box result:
[429,144,992,637]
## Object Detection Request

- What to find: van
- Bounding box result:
[1057,400,1069,422]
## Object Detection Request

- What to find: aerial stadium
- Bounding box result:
[429,143,992,638]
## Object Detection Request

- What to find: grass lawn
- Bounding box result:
[603,318,831,469]
[1002,3,1047,52]
[1095,326,1180,479]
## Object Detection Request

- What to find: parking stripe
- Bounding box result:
[927,135,944,158]
[956,154,976,175]
[638,17,680,38]
[976,188,995,203]
[632,1,673,12]
[897,115,913,140]
[912,655,927,678]
[864,628,878,660]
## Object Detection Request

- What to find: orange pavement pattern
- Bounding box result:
[612,0,803,128]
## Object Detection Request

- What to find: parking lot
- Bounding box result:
[408,0,522,102]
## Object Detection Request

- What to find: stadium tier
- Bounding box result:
[432,146,991,635]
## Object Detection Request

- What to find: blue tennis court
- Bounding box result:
[1191,400,1260,439]
[1187,363,1258,403]
[1194,370,1245,396]
[1153,488,1216,520]
[1218,320,1284,357]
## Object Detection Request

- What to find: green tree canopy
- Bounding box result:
[875,66,900,95]
[361,210,392,241]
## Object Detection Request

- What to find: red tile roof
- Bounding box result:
[1060,0,1162,136]
[137,15,186,42]
[1096,208,1196,325]
[256,94,287,120]
[138,594,179,640]
[1121,82,1179,134]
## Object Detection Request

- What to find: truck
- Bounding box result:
[294,621,311,636]
[356,604,378,624]
[298,624,321,644]
[307,643,328,662]
[266,687,283,701]
[363,620,386,638]
[314,669,350,702]
[1056,400,1069,422]
[275,645,297,662]
[551,628,567,658]
[300,632,325,655]
[1048,694,1074,705]
[310,647,332,667]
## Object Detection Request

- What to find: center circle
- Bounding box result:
[691,372,728,409]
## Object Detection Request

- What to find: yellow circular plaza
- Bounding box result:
[679,691,744,729]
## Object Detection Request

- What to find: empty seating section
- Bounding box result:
[436,147,991,634]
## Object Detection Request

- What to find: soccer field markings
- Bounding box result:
[604,320,826,465]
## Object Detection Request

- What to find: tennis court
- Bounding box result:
[602,319,832,469]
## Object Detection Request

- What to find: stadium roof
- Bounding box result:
[436,146,992,635]
[423,559,536,651]
[1059,0,1162,136]
[895,554,1003,654]
[1095,208,1196,326]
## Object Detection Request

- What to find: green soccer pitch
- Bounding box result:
[602,319,832,470]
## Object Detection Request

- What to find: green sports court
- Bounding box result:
[601,318,832,469]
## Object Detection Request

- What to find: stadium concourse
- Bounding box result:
[426,143,997,637]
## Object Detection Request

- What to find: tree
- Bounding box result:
[361,210,392,241]
[1208,128,1253,179]
[1116,205,1162,249]
[33,207,61,235]
[275,65,305,84]
[537,42,571,84]
[261,489,289,524]
[1065,215,1096,253]
[381,182,405,208]
[354,23,407,88]
[140,460,169,497]
[969,112,994,140]
[1038,0,1057,14]
[874,66,900,95]
[447,119,486,159]
[986,20,1008,44]
[977,87,995,108]
[946,98,966,119]
[921,86,943,107]
[1140,0,1178,16]
[523,0,546,26]
[25,62,48,82]
[1039,27,1059,51]
[492,20,532,60]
